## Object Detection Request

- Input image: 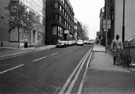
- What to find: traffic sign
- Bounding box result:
[103,20,111,29]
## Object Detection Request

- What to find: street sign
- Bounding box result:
[103,20,111,29]
[103,24,111,29]
[104,29,108,32]
[103,20,111,25]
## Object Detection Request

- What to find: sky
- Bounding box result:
[70,0,104,39]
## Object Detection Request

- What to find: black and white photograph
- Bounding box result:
[0,0,135,94]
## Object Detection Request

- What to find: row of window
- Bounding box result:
[54,2,74,24]
[52,25,74,37]
[54,13,72,30]
[19,0,44,24]
[59,0,73,13]
[52,26,63,37]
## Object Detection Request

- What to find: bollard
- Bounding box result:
[24,41,28,48]
[1,42,3,47]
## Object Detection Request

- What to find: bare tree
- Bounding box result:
[82,24,89,40]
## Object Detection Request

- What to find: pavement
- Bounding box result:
[81,44,135,94]
[0,45,56,59]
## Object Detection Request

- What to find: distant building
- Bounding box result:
[46,0,75,44]
[103,0,115,45]
[75,21,84,40]
[0,0,45,47]
[99,7,105,45]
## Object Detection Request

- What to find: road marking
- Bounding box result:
[33,56,47,62]
[65,49,91,94]
[0,64,24,75]
[58,48,92,94]
[51,53,58,56]
[77,52,93,94]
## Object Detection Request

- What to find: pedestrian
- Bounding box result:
[111,34,123,65]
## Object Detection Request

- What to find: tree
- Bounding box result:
[82,24,89,40]
[7,2,34,42]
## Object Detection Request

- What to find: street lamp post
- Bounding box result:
[105,1,108,51]
[122,0,125,42]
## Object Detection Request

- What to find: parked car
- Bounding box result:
[89,40,95,44]
[67,40,76,46]
[77,40,84,46]
[84,40,90,44]
[56,40,67,47]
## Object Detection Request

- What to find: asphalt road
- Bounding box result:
[0,45,92,94]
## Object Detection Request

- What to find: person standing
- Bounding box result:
[111,34,123,65]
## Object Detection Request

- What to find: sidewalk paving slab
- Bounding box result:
[81,44,135,94]
[92,44,105,52]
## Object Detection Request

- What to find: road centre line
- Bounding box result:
[51,52,58,56]
[0,64,24,75]
[58,48,92,94]
[77,52,93,94]
[33,56,47,62]
[65,49,91,94]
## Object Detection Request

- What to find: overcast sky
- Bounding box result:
[70,0,104,39]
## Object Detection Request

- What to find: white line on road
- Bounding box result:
[77,52,93,94]
[0,64,24,75]
[65,49,91,94]
[58,48,92,94]
[51,53,58,56]
[33,56,47,62]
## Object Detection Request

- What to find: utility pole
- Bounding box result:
[122,0,125,42]
[105,0,108,51]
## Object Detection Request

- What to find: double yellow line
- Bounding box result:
[58,48,93,94]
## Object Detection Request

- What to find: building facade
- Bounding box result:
[99,7,105,45]
[46,0,75,44]
[0,0,45,47]
[101,0,115,46]
[74,20,84,40]
[115,0,135,41]
[104,0,135,43]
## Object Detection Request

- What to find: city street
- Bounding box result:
[0,45,92,94]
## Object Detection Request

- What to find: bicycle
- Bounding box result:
[112,49,122,65]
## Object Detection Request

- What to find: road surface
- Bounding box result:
[0,45,92,94]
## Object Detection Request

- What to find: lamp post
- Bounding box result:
[105,0,108,51]
[122,0,125,42]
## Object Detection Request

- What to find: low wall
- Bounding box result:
[0,41,24,48]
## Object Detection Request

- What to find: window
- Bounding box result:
[54,2,59,8]
[59,15,62,22]
[62,9,64,14]
[52,26,57,35]
[59,5,62,11]
[62,18,65,24]
[54,13,59,20]
[58,26,63,37]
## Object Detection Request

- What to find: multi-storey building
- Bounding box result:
[103,0,115,45]
[76,21,84,40]
[99,7,105,45]
[0,0,45,47]
[104,0,135,43]
[46,0,75,44]
[115,0,135,41]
